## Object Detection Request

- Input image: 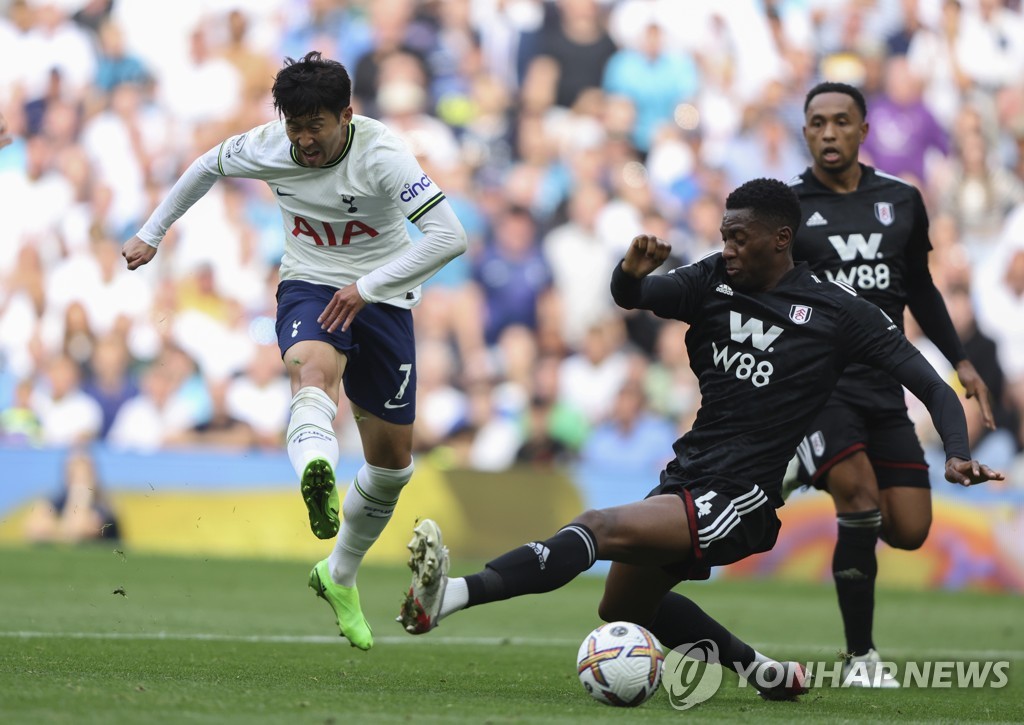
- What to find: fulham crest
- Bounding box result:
[874,202,895,226]
[789,305,813,324]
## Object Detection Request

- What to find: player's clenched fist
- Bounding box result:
[621,234,671,279]
[122,236,158,270]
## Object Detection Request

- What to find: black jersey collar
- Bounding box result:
[801,163,875,192]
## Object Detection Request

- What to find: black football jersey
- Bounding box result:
[611,254,968,506]
[790,165,931,400]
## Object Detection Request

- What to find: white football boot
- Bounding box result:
[398,519,450,634]
[842,649,901,688]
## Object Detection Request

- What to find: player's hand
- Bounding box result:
[621,234,671,279]
[955,360,995,430]
[319,283,367,333]
[944,457,1004,487]
[122,236,158,270]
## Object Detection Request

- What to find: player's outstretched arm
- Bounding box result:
[621,234,671,278]
[122,146,223,272]
[944,457,1004,487]
[954,359,996,430]
[122,236,158,270]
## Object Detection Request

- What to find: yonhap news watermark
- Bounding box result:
[662,640,1011,710]
[775,659,1011,690]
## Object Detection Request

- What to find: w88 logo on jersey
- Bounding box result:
[827,264,890,290]
[710,342,774,387]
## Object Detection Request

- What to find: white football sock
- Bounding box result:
[329,461,413,586]
[286,386,339,479]
[438,577,469,620]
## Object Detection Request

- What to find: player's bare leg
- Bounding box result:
[399,496,689,634]
[879,486,931,551]
[600,542,806,700]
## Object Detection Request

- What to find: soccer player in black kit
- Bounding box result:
[787,82,995,686]
[395,178,1001,701]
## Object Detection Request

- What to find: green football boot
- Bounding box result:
[301,457,340,539]
[308,559,373,651]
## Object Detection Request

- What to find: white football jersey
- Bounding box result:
[139,115,465,309]
[217,115,448,307]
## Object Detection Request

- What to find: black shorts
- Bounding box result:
[276,280,417,424]
[647,462,781,581]
[794,396,929,491]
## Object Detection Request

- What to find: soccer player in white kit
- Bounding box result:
[122,51,468,650]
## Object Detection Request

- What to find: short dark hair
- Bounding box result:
[725,178,801,234]
[272,51,352,119]
[803,81,867,120]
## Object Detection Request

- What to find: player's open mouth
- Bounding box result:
[299,148,321,162]
[821,148,841,163]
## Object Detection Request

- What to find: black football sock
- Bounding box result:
[464,524,597,606]
[833,509,881,657]
[648,592,757,674]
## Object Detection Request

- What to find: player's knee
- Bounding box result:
[882,518,931,550]
[597,598,635,624]
[830,486,878,513]
[572,509,608,539]
[597,590,657,625]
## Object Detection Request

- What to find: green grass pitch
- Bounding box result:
[0,545,1021,724]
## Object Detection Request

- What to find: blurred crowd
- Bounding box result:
[0,0,1022,487]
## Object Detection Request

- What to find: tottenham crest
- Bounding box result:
[789,305,813,324]
[874,202,895,226]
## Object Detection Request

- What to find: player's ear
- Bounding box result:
[776,226,793,253]
[341,106,354,123]
[860,120,869,144]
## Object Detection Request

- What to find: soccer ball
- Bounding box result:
[576,621,664,707]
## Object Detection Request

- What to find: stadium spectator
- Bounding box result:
[31,351,102,447]
[24,447,120,544]
[956,0,1024,94]
[556,316,630,426]
[601,21,699,155]
[543,183,616,348]
[412,337,468,454]
[936,126,1024,254]
[91,18,151,98]
[579,378,675,475]
[376,51,461,171]
[441,374,523,472]
[0,377,42,446]
[916,278,1022,490]
[224,343,292,450]
[718,107,806,190]
[351,0,432,117]
[176,377,256,451]
[120,51,468,654]
[973,213,1024,426]
[82,332,138,440]
[521,0,617,113]
[106,355,200,453]
[472,203,551,346]
[861,54,948,184]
